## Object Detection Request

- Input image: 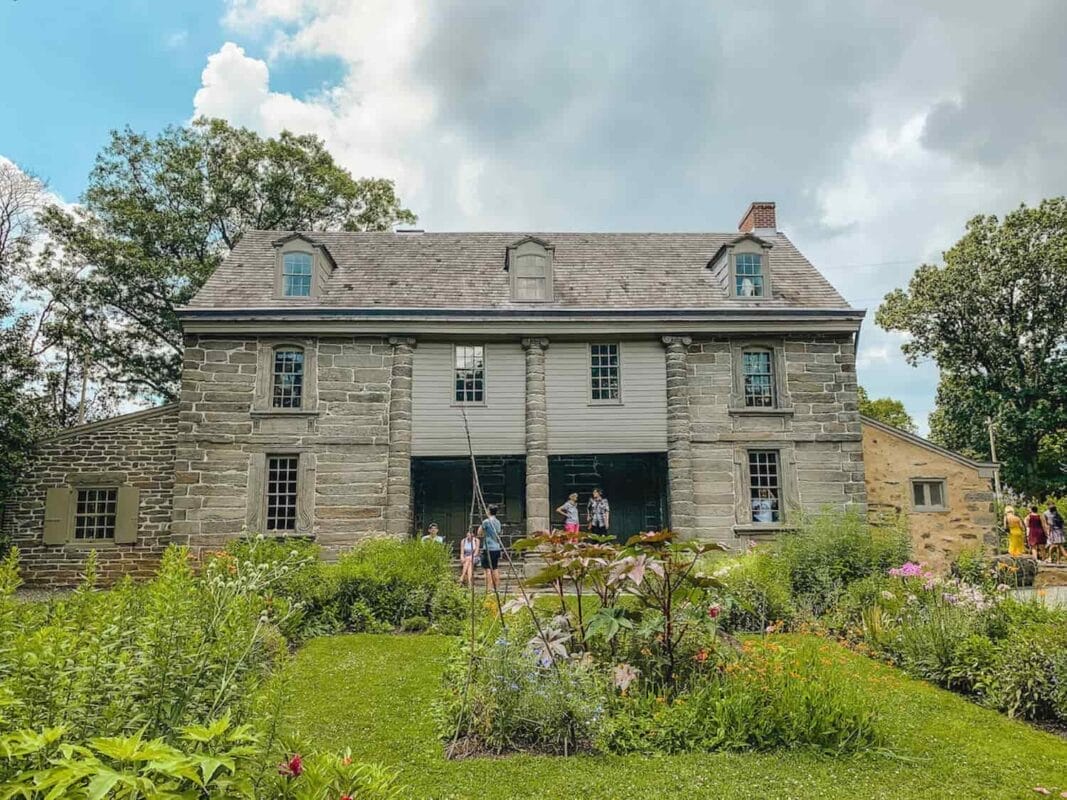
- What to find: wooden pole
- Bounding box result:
[987,417,1002,503]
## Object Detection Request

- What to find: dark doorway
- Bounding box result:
[412,456,526,546]
[548,453,668,542]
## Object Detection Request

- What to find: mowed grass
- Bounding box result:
[277,634,1067,800]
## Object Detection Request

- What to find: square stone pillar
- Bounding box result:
[385,337,416,536]
[522,338,550,534]
[662,336,694,537]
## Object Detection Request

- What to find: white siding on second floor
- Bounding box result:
[545,341,667,454]
[412,342,526,456]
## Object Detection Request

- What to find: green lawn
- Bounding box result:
[278,634,1067,800]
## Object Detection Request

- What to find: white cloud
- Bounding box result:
[165,30,188,50]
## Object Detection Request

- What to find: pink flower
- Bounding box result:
[707,604,721,619]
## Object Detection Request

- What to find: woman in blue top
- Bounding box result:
[478,505,503,590]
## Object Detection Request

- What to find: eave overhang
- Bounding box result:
[176,305,865,337]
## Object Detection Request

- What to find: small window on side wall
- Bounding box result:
[272,347,304,408]
[282,252,313,297]
[454,345,485,404]
[590,344,620,402]
[266,455,300,531]
[912,479,946,512]
[735,253,765,297]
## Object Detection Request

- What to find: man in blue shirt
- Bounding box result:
[478,505,503,590]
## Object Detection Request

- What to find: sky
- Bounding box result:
[3,0,1066,433]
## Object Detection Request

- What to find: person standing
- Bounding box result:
[421,522,444,544]
[1044,503,1065,564]
[458,526,480,587]
[1025,505,1048,561]
[587,488,611,537]
[556,492,580,538]
[1003,505,1027,557]
[478,505,503,590]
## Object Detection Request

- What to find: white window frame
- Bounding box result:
[588,342,622,405]
[452,344,487,406]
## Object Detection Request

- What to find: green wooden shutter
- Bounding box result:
[114,486,140,544]
[43,487,73,545]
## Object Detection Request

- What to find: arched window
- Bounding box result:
[282,252,313,297]
[272,347,305,408]
[507,238,554,302]
[741,348,774,407]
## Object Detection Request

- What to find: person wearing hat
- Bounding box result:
[1003,505,1026,557]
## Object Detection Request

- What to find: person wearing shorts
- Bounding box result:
[587,488,610,538]
[556,493,580,538]
[478,505,503,589]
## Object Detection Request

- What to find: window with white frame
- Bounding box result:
[742,349,774,407]
[266,455,299,531]
[271,347,305,408]
[590,344,620,402]
[912,479,946,512]
[282,252,313,297]
[748,450,781,523]
[454,345,485,403]
[735,253,765,297]
[74,488,118,540]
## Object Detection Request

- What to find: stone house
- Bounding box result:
[4,202,869,586]
[861,415,998,571]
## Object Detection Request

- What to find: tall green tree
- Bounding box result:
[35,118,416,401]
[877,198,1067,495]
[857,386,916,433]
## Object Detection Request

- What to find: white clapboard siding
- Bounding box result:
[412,342,526,456]
[545,341,667,454]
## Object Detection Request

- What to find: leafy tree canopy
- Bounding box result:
[857,386,916,433]
[877,198,1067,495]
[34,118,417,402]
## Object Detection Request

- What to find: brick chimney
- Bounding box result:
[738,201,776,235]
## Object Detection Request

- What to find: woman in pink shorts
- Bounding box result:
[556,492,581,539]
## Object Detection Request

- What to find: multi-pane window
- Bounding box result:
[748,450,781,523]
[454,345,485,403]
[513,252,550,301]
[590,344,620,402]
[742,350,774,407]
[735,253,765,297]
[74,488,117,540]
[282,252,313,297]
[912,480,946,511]
[266,455,299,531]
[272,348,304,408]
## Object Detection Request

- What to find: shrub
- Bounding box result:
[775,510,910,614]
[715,552,796,632]
[401,615,430,632]
[439,631,610,755]
[984,623,1067,722]
[598,638,882,755]
[348,600,392,634]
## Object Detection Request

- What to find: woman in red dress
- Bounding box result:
[1026,504,1049,561]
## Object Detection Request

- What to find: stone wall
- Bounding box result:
[3,405,179,587]
[173,334,393,559]
[687,334,867,546]
[862,420,996,571]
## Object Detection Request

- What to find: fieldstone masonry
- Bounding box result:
[662,336,695,537]
[385,337,416,536]
[3,405,178,587]
[522,338,550,534]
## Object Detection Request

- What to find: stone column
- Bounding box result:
[522,338,550,534]
[662,336,694,537]
[385,337,416,536]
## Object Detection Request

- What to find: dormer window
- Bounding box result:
[282,252,313,297]
[506,238,554,302]
[735,253,764,297]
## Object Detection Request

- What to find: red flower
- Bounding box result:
[341,796,353,800]
[341,755,352,766]
[278,754,303,777]
[695,649,709,663]
[707,604,721,619]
